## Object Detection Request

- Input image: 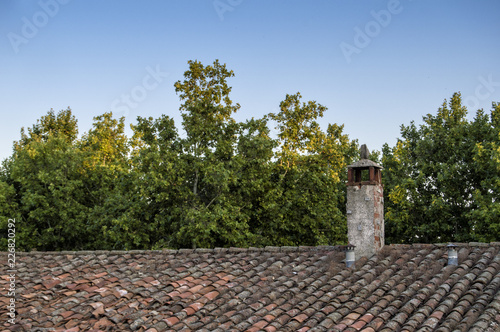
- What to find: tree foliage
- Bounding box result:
[269,93,358,245]
[2,109,86,250]
[382,93,500,243]
[3,62,497,251]
[0,60,357,250]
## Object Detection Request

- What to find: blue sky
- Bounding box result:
[1,0,499,161]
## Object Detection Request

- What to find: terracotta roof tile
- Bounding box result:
[2,244,500,331]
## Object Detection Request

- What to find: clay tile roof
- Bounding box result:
[2,243,500,331]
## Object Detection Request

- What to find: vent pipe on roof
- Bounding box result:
[346,244,356,268]
[448,243,458,266]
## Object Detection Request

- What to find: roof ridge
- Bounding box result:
[2,244,349,256]
[4,242,500,256]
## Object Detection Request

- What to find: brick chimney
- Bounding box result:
[346,144,384,258]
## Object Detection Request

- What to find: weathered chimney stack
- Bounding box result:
[346,144,384,258]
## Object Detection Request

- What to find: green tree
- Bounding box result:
[0,158,21,250]
[128,114,184,249]
[5,126,87,250]
[232,117,278,246]
[0,110,137,251]
[268,93,358,245]
[172,59,252,248]
[383,93,500,243]
[1,61,378,251]
[80,112,128,168]
[16,108,78,148]
[468,102,500,241]
[3,108,87,250]
[127,60,256,249]
[79,112,134,249]
[130,62,358,249]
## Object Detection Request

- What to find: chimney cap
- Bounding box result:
[346,243,356,251]
[360,144,370,159]
[347,144,383,169]
[337,244,356,251]
[347,159,383,169]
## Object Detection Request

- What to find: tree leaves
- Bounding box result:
[6,62,496,251]
[383,93,500,243]
[0,60,358,251]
